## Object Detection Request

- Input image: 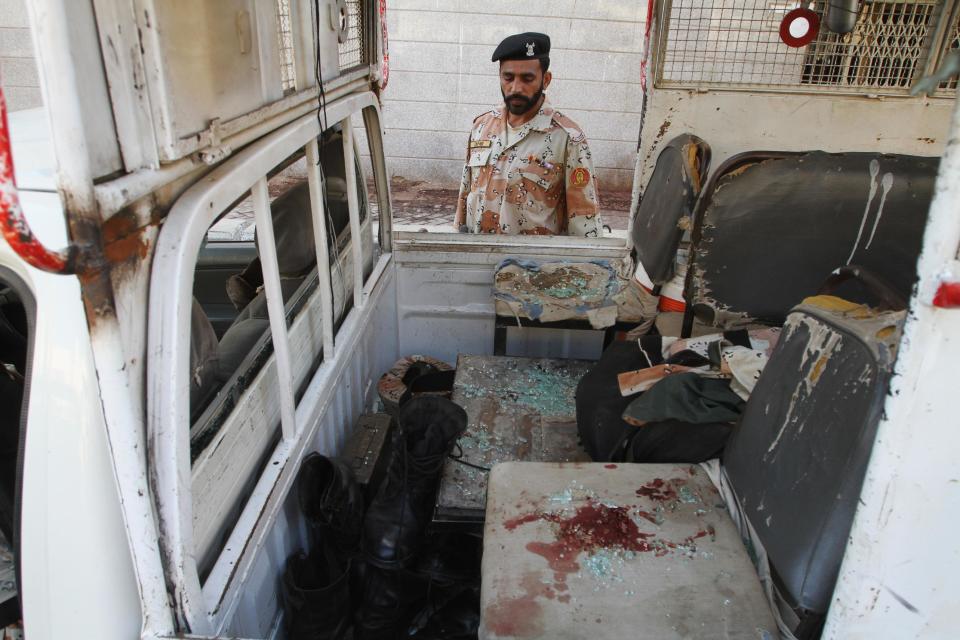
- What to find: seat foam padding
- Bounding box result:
[480,462,776,639]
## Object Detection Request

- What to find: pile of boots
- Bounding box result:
[282,454,364,640]
[356,396,467,639]
[281,395,469,639]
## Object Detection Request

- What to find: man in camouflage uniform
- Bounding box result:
[454,32,603,236]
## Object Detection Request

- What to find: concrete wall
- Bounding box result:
[0,0,41,111]
[375,1,646,190]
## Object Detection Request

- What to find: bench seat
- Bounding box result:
[480,461,777,639]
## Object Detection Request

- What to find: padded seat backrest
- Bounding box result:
[722,297,904,615]
[255,182,316,277]
[686,152,938,328]
[189,298,221,414]
[632,134,710,286]
[217,182,317,381]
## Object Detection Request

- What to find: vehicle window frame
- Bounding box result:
[147,92,391,633]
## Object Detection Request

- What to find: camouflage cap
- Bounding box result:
[491,32,551,62]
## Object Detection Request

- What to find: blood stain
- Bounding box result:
[519,501,657,576]
[483,595,544,637]
[604,464,618,469]
[634,509,660,524]
[635,477,680,502]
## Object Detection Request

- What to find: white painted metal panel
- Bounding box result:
[91,0,160,171]
[148,93,386,632]
[393,233,628,363]
[27,0,123,180]
[5,193,144,640]
[135,0,284,162]
[822,97,960,639]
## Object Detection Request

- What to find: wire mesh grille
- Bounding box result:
[657,0,952,95]
[338,0,366,71]
[276,0,296,92]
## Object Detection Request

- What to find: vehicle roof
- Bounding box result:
[8,107,57,193]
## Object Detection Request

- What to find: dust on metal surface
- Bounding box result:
[435,356,592,521]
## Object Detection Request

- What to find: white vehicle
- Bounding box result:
[0,1,957,639]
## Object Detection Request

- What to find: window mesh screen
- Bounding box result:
[657,0,952,95]
[276,0,296,92]
[338,0,367,71]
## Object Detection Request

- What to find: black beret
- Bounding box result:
[491,32,551,62]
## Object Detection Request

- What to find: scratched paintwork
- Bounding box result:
[434,356,592,522]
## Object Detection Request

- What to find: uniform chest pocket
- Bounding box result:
[517,155,563,190]
[467,146,492,167]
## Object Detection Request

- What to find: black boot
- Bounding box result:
[363,396,467,569]
[354,565,425,640]
[297,453,364,555]
[282,546,352,640]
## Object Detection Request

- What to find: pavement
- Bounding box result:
[210,176,633,241]
[382,177,632,231]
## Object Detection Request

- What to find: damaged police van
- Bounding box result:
[0,0,958,639]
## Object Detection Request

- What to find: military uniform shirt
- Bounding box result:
[455,99,602,236]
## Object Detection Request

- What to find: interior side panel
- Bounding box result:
[224,268,398,637]
[393,236,627,363]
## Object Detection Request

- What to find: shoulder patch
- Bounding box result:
[552,111,586,143]
[473,109,498,125]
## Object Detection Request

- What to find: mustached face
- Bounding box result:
[499,59,552,117]
[501,85,544,115]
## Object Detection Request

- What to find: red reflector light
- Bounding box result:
[933,282,960,308]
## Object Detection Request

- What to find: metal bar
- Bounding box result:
[342,115,365,308]
[360,104,392,253]
[291,0,315,91]
[275,0,296,92]
[94,80,373,217]
[305,139,336,357]
[0,89,74,274]
[252,177,298,440]
[923,0,960,77]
